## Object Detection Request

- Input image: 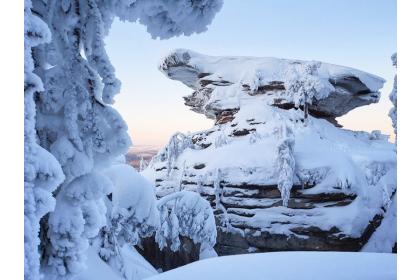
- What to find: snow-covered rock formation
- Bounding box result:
[143,49,397,255]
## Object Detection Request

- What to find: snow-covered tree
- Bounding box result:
[213,169,224,212]
[213,169,231,229]
[179,161,187,191]
[25,0,223,278]
[196,174,204,195]
[138,156,147,171]
[274,126,295,207]
[164,132,193,177]
[284,62,325,122]
[155,191,217,255]
[214,129,230,148]
[24,1,65,280]
[389,53,397,141]
[97,164,159,278]
[249,131,261,144]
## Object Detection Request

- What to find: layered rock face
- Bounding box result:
[143,49,396,256]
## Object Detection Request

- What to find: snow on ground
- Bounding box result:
[74,247,121,280]
[146,252,396,280]
[75,246,158,280]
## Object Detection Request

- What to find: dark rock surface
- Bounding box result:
[137,235,201,272]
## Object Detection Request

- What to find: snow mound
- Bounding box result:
[146,252,396,280]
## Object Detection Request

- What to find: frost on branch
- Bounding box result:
[155,191,217,254]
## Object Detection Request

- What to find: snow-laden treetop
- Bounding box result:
[159,49,385,119]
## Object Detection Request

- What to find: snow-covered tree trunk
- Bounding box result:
[24,1,65,279]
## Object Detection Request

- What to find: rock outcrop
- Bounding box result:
[143,49,396,257]
[159,49,384,122]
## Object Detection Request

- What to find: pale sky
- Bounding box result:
[105,0,396,147]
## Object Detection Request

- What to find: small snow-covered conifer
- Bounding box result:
[139,156,147,171]
[215,129,229,148]
[155,191,217,253]
[285,62,321,110]
[275,126,296,207]
[165,132,193,177]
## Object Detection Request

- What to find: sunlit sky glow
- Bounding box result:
[105,0,396,147]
